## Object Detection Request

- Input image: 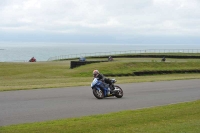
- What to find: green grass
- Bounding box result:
[0,56,200,132]
[0,59,200,91]
[1,100,200,133]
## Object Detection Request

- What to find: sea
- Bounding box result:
[0,42,200,62]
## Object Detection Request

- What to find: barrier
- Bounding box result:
[70,61,107,69]
[48,49,200,61]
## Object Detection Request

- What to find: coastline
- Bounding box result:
[0,43,200,62]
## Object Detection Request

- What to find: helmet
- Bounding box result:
[93,70,99,75]
[93,70,99,77]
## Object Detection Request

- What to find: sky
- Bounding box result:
[0,0,200,44]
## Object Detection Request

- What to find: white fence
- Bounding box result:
[47,49,200,61]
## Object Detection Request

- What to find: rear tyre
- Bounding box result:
[93,88,104,99]
[114,86,123,98]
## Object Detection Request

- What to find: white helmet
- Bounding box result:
[93,70,99,74]
[93,70,99,77]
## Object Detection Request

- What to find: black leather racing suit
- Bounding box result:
[96,73,114,90]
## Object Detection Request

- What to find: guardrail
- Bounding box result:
[47,49,200,61]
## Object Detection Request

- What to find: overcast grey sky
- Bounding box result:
[0,0,200,44]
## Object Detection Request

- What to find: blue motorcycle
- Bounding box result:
[91,78,123,99]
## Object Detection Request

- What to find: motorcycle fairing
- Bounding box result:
[91,78,109,96]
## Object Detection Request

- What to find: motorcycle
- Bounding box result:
[29,57,36,62]
[91,78,123,99]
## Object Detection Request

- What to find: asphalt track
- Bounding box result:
[0,79,200,126]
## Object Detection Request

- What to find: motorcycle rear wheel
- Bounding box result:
[114,86,123,98]
[93,89,104,99]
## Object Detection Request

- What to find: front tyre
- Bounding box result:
[93,88,104,99]
[114,86,123,98]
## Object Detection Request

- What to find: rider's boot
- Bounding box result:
[107,88,112,96]
[110,88,115,94]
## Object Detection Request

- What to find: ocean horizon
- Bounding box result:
[0,43,200,62]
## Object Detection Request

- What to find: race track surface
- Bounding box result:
[0,79,200,126]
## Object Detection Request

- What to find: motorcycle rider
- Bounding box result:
[93,70,115,91]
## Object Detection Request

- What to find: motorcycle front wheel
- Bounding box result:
[114,86,123,98]
[93,88,104,99]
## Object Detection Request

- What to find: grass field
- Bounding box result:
[0,55,200,132]
[0,57,200,91]
[1,100,200,133]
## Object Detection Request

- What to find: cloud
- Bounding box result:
[0,0,200,43]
